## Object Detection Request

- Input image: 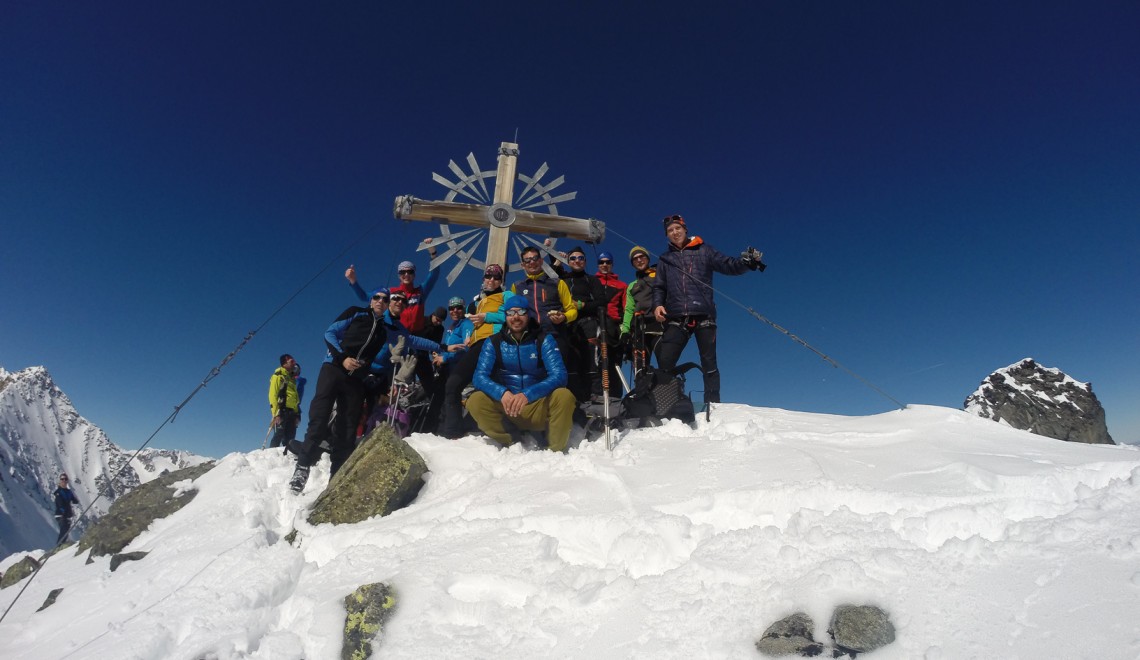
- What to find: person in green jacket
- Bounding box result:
[619,246,664,377]
[268,354,300,449]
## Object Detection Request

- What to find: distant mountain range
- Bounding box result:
[0,365,209,557]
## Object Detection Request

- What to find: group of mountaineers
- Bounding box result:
[268,214,766,494]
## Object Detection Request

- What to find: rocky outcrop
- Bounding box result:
[964,358,1114,445]
[755,612,823,656]
[828,604,896,656]
[76,462,215,558]
[307,425,427,526]
[756,605,895,658]
[342,583,397,660]
[0,555,40,589]
[109,551,149,572]
[37,588,63,611]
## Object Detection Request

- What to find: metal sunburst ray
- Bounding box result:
[432,170,483,204]
[420,229,482,267]
[444,232,485,286]
[514,162,549,204]
[516,173,577,212]
[516,172,564,208]
[466,152,492,201]
[417,226,483,254]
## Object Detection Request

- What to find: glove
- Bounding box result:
[740,247,767,272]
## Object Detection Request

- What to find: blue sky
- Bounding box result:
[2,2,1137,458]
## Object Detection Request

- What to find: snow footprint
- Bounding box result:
[441,573,537,626]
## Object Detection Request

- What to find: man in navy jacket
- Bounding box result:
[467,298,576,452]
[53,472,79,545]
[652,214,764,404]
[289,289,445,493]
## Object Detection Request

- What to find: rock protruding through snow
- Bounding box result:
[964,358,1114,444]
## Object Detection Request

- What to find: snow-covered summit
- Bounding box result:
[2,404,1138,659]
[964,358,1114,445]
[0,365,209,556]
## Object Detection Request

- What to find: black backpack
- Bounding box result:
[618,363,698,428]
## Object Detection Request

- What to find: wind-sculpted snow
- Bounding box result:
[2,404,1139,659]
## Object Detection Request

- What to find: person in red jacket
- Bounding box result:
[344,239,440,334]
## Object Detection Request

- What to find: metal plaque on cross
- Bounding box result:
[393,141,606,285]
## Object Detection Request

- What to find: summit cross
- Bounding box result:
[393,141,605,284]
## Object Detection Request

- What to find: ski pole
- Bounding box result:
[599,316,612,451]
[261,420,276,449]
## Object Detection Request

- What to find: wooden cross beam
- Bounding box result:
[393,141,605,285]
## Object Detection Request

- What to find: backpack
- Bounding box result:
[618,363,698,428]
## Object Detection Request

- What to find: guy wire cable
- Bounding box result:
[604,225,906,410]
[1,218,384,624]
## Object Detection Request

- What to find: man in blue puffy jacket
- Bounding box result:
[467,297,576,452]
[652,214,764,404]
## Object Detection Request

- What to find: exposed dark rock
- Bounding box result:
[109,551,149,572]
[756,611,824,656]
[308,425,427,526]
[76,462,215,558]
[342,582,397,660]
[828,604,895,657]
[0,555,40,589]
[37,588,63,611]
[965,358,1114,445]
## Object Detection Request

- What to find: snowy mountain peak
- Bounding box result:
[0,365,208,556]
[964,358,1113,444]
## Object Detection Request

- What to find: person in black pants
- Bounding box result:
[53,472,79,545]
[289,291,392,493]
[652,214,764,404]
[438,264,509,438]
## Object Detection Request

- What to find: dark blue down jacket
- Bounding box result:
[473,325,567,402]
[651,236,751,321]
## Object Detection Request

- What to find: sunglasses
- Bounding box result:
[567,255,586,262]
[483,274,502,280]
[398,269,415,276]
[504,309,528,318]
[448,305,464,311]
[521,255,541,264]
[632,253,648,261]
[598,260,613,265]
[371,294,388,301]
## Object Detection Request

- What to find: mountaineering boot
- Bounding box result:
[289,465,311,493]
